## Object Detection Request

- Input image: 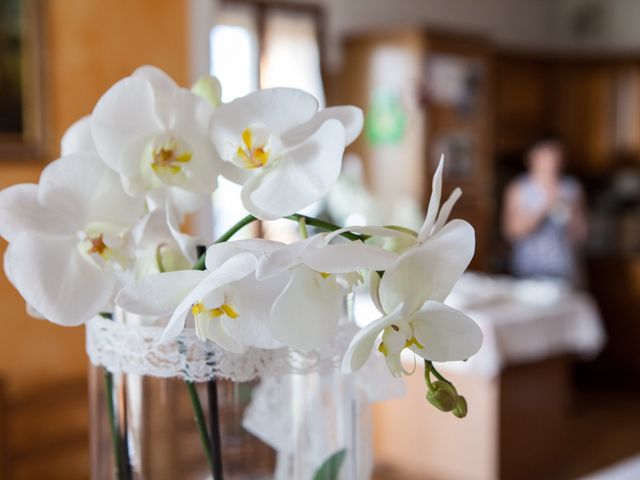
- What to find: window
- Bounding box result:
[208,1,326,240]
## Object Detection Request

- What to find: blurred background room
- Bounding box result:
[1,0,640,478]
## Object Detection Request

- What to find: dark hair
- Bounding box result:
[527,133,564,156]
[526,134,565,168]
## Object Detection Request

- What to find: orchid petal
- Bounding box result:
[379,219,475,313]
[270,266,344,351]
[341,304,404,373]
[161,253,257,341]
[6,232,115,326]
[38,153,144,228]
[300,242,397,274]
[255,236,318,280]
[166,89,220,194]
[283,106,363,146]
[91,76,162,176]
[210,87,319,162]
[205,239,282,272]
[410,301,483,362]
[133,65,178,98]
[61,115,96,155]
[221,271,289,350]
[241,119,345,220]
[418,155,444,242]
[368,270,384,315]
[166,206,199,263]
[0,184,75,242]
[197,316,246,354]
[432,187,462,235]
[116,270,207,317]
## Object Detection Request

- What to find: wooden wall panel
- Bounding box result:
[0,0,190,475]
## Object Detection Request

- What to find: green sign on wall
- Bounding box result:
[364,89,407,146]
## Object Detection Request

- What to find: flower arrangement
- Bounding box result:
[0,66,482,478]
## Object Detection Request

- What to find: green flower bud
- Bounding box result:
[452,395,468,418]
[191,75,222,108]
[426,380,458,412]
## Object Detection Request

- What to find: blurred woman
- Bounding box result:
[503,137,588,285]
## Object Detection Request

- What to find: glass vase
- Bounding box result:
[86,310,372,480]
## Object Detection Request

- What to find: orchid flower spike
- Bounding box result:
[0,152,145,326]
[210,88,363,220]
[91,65,223,217]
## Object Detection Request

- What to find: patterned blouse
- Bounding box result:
[510,175,582,284]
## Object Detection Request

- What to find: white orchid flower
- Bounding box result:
[255,233,397,351]
[0,153,145,326]
[342,229,483,376]
[340,157,482,376]
[117,240,290,352]
[130,206,200,278]
[91,65,222,217]
[210,88,363,220]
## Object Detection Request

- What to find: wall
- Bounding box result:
[549,0,640,53]
[315,0,555,68]
[0,0,189,398]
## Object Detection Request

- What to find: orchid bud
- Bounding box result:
[426,380,458,412]
[191,75,222,108]
[452,395,468,418]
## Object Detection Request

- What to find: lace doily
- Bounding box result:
[85,315,358,382]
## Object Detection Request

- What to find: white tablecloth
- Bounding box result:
[354,273,606,378]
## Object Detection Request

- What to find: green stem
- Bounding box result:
[285,214,362,241]
[193,214,258,270]
[192,213,364,271]
[297,216,309,239]
[186,381,214,471]
[104,370,126,480]
[425,360,454,386]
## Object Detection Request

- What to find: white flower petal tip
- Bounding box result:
[61,115,96,155]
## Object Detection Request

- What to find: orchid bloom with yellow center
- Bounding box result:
[117,241,292,353]
[91,65,223,217]
[78,223,132,273]
[0,152,144,326]
[211,88,364,220]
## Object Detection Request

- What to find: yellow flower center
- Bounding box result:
[191,301,239,320]
[150,139,192,184]
[87,233,109,258]
[377,327,424,357]
[236,128,270,169]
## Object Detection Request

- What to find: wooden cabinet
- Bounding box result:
[423,33,495,270]
[496,55,640,177]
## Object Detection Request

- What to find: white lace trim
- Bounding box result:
[85,316,357,382]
